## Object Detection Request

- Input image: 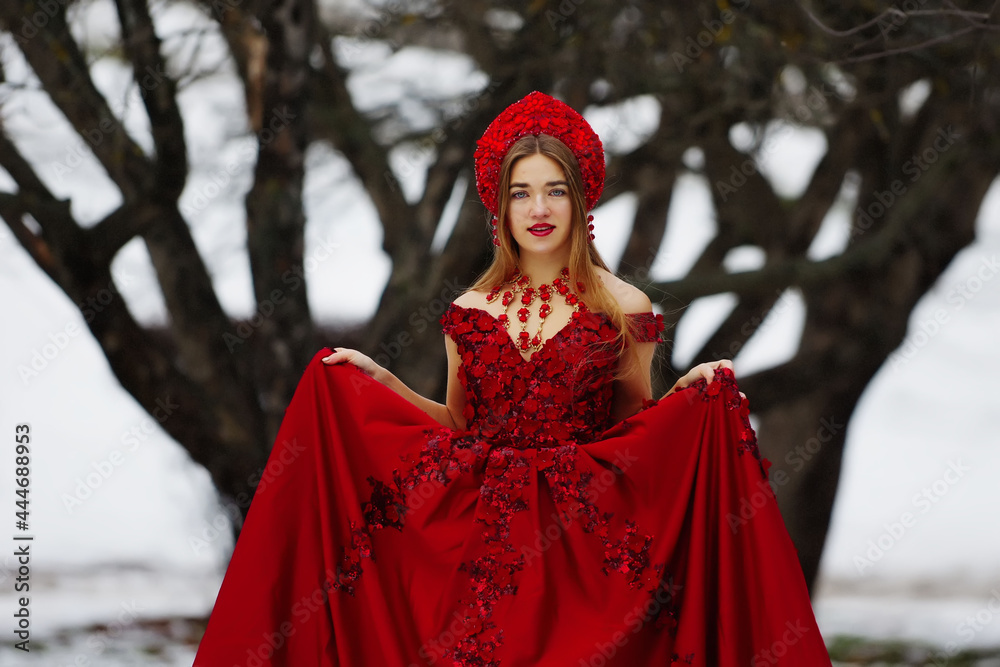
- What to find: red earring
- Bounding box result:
[587,214,595,241]
[491,216,500,246]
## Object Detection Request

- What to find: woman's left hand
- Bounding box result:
[668,359,740,395]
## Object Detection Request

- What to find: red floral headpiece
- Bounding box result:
[474,91,605,223]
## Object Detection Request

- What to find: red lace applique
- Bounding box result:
[336,305,683,662]
[630,311,665,343]
[362,476,406,530]
[682,367,770,480]
[637,575,685,637]
[442,305,663,448]
[447,545,523,665]
[332,428,482,596]
[330,521,372,595]
[539,447,666,593]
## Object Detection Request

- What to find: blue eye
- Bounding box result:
[511,191,527,199]
[550,189,566,196]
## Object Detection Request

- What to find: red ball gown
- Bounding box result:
[194,304,832,666]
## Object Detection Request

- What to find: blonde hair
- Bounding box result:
[470,134,641,379]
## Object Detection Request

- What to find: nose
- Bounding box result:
[530,194,549,217]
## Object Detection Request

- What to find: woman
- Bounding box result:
[195,92,832,665]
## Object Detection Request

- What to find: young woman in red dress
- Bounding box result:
[194,92,832,666]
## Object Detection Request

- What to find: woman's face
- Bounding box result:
[506,153,574,258]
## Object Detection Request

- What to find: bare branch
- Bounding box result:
[796,2,989,38]
[0,4,150,201]
[0,127,83,281]
[0,194,73,286]
[786,110,867,249]
[310,37,412,258]
[645,233,888,305]
[114,0,188,198]
[88,203,159,265]
[796,3,902,38]
[834,26,983,65]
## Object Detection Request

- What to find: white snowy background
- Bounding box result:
[1,1,999,664]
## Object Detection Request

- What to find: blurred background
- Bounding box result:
[1,0,999,664]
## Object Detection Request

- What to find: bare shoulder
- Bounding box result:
[452,289,491,310]
[594,267,652,314]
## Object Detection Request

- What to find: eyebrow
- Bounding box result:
[509,180,568,189]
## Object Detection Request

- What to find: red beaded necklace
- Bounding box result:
[485,267,588,352]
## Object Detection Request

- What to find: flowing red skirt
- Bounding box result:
[194,351,831,666]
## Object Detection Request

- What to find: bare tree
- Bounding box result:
[1,0,997,589]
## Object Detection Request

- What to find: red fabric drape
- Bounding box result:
[195,352,831,666]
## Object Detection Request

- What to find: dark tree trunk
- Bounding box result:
[243,0,318,444]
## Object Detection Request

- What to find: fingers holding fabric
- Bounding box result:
[322,347,381,378]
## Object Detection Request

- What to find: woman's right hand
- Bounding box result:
[322,347,385,381]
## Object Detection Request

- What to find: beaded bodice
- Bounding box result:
[441,304,664,448]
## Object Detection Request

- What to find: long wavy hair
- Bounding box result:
[469,134,641,379]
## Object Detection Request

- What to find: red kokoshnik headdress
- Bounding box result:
[474,91,606,229]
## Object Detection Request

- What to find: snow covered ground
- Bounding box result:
[1,1,1000,662]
